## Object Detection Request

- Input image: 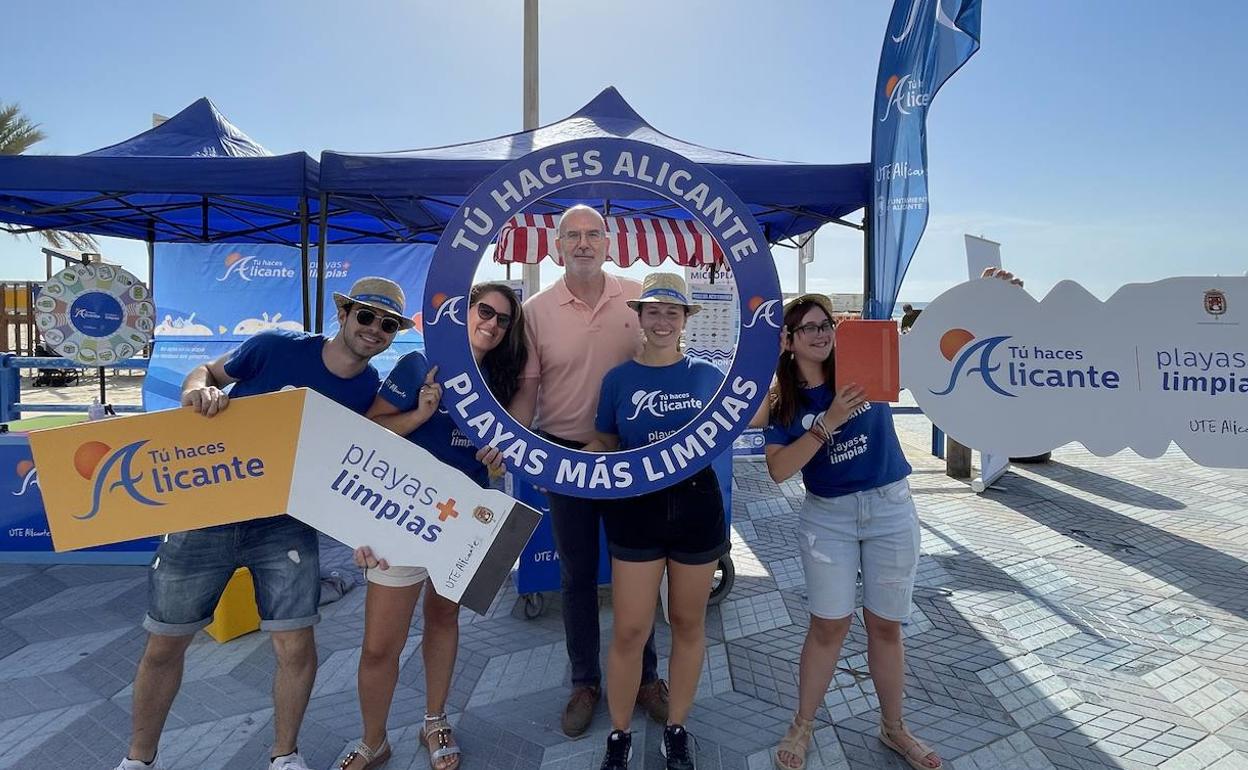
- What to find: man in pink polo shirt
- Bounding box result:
[512,204,669,737]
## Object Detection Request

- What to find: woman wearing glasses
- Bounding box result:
[340,283,527,770]
[764,294,940,770]
[586,273,729,770]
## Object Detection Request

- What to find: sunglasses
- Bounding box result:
[353,307,401,334]
[475,302,512,329]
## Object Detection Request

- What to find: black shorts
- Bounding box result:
[602,467,730,566]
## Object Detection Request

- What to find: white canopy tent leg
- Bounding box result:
[797,232,814,293]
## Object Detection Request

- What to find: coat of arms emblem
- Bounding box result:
[1204,289,1227,316]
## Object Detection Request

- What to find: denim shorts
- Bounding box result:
[797,478,921,622]
[144,515,321,636]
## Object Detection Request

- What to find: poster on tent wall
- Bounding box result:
[143,243,433,412]
[683,263,765,456]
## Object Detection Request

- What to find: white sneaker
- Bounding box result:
[115,759,163,770]
[269,751,311,770]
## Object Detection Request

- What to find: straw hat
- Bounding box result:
[782,293,837,329]
[332,277,415,329]
[626,272,702,315]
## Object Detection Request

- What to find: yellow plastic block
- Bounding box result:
[204,567,261,643]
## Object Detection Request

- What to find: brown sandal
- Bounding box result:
[420,713,462,770]
[338,735,391,770]
[879,717,942,769]
[774,715,815,770]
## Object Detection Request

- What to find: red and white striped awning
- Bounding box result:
[495,214,724,267]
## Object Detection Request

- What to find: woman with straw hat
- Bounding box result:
[585,272,729,770]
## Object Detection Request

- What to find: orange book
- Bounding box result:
[834,320,900,402]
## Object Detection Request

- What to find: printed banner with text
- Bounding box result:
[869,0,981,319]
[28,389,540,613]
[902,277,1248,468]
[145,243,432,411]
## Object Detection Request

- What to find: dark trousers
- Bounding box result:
[546,467,659,689]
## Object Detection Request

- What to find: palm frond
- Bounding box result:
[0,101,46,155]
[0,102,97,250]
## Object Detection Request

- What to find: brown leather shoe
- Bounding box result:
[561,685,601,737]
[636,678,669,723]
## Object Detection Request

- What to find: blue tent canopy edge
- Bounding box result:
[319,87,870,245]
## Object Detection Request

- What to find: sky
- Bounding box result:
[2,0,1246,302]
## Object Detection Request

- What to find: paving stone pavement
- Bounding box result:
[3,413,1247,769]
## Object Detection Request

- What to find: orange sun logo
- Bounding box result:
[747,296,765,312]
[939,329,975,361]
[224,252,243,266]
[15,460,34,478]
[73,441,111,480]
[431,292,448,308]
[885,74,901,98]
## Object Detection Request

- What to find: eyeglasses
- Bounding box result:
[793,320,834,337]
[475,301,512,329]
[558,229,604,244]
[353,307,401,334]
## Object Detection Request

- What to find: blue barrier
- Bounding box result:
[11,403,146,414]
[890,404,945,459]
[0,354,149,422]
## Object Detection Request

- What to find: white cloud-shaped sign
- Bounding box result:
[902,277,1247,469]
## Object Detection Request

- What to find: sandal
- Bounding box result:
[420,713,462,770]
[774,715,815,770]
[879,717,942,769]
[338,736,391,770]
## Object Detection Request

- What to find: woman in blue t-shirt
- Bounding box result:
[340,282,526,770]
[586,273,728,770]
[763,294,939,770]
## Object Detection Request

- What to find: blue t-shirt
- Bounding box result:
[596,358,724,450]
[378,350,489,488]
[764,384,911,498]
[223,330,380,415]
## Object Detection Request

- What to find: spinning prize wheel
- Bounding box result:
[34,262,155,365]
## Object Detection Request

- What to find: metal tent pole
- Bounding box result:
[521,0,541,298]
[299,197,311,331]
[316,193,329,333]
[862,213,873,317]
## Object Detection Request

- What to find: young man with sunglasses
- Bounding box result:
[512,205,669,737]
[116,278,412,770]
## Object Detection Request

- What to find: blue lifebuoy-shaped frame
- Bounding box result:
[423,138,781,498]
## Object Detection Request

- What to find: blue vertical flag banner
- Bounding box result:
[143,243,432,411]
[868,0,982,319]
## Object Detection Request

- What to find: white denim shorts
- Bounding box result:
[365,564,428,588]
[797,478,921,622]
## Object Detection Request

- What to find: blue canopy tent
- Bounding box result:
[0,98,325,326]
[317,87,872,325]
[0,98,319,244]
[321,86,870,240]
